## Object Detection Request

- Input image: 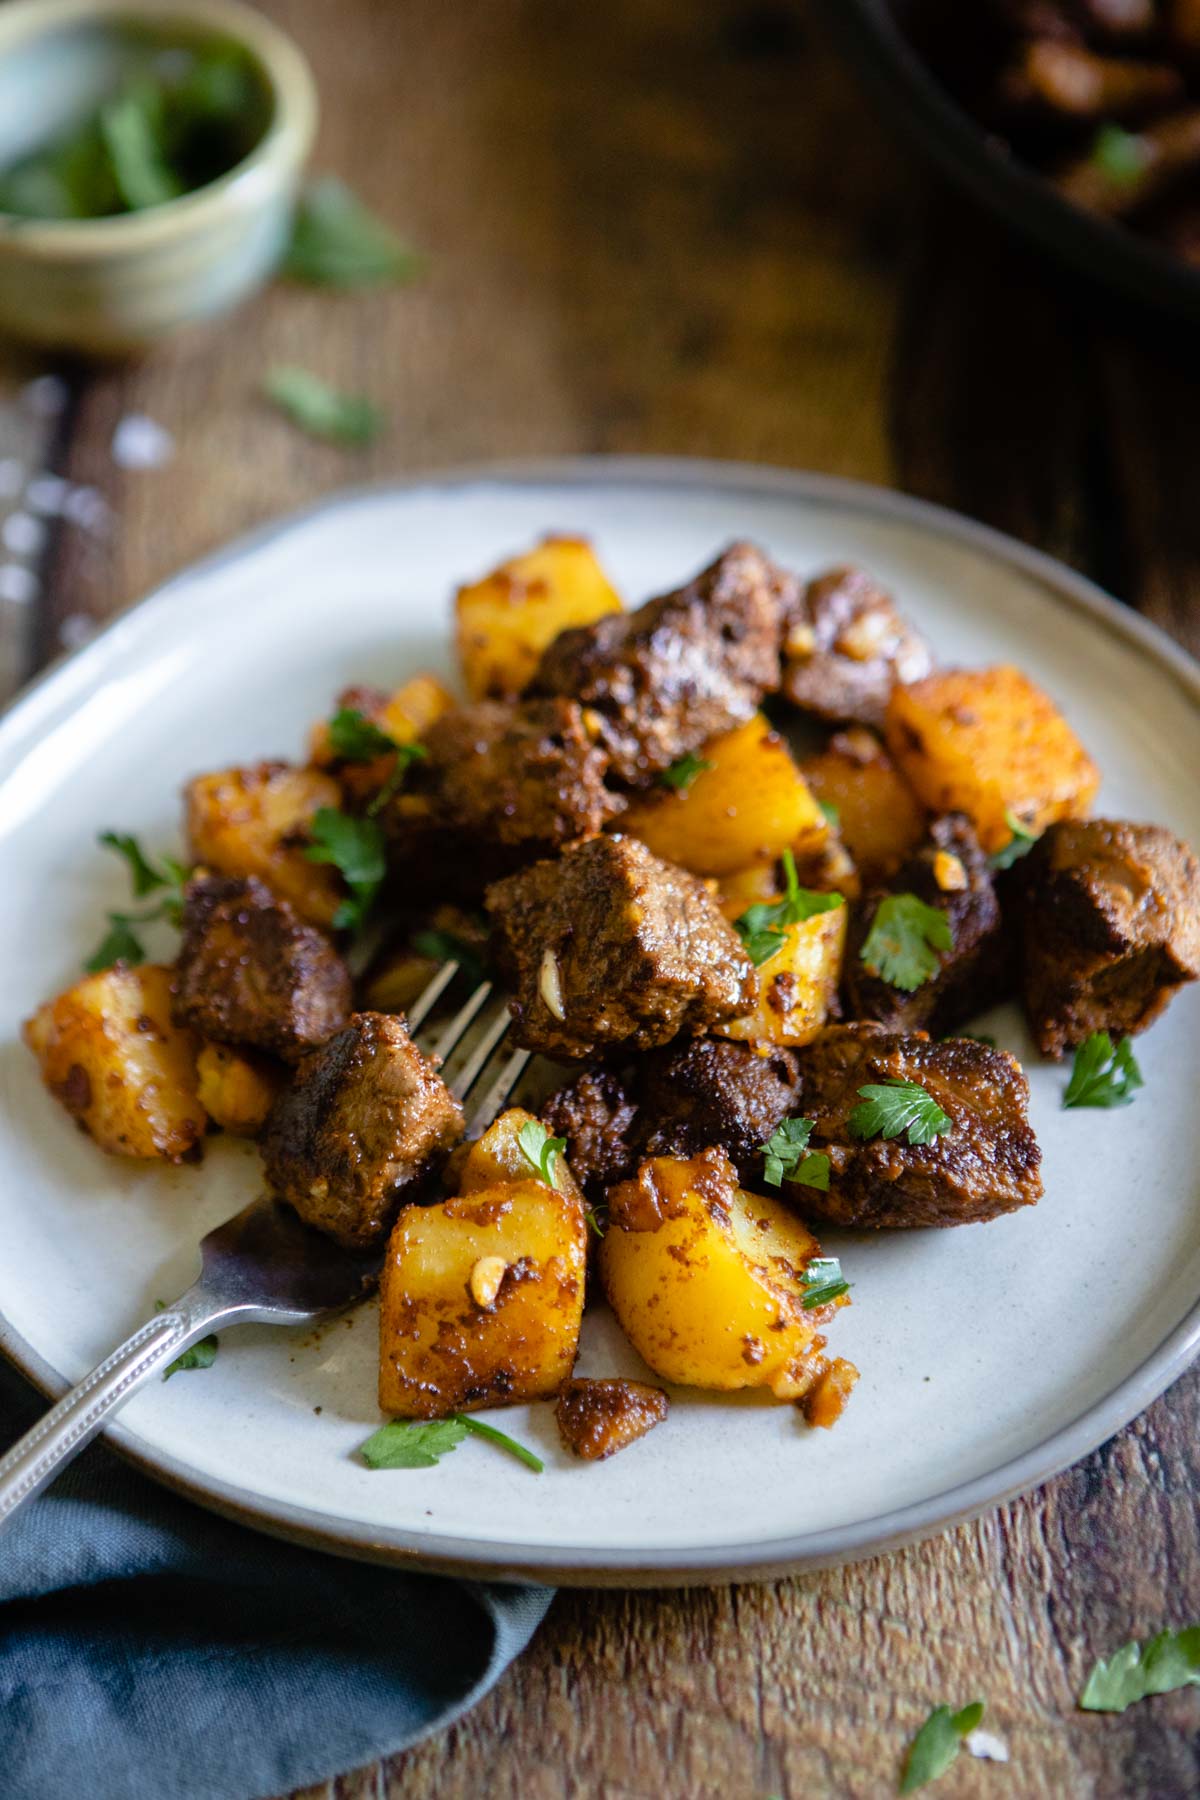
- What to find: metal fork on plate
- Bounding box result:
[0,964,526,1526]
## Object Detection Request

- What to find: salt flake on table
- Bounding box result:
[26,474,69,516]
[21,374,68,418]
[0,563,37,603]
[59,613,97,650]
[964,1727,1009,1763]
[63,485,112,534]
[112,414,174,469]
[2,512,45,557]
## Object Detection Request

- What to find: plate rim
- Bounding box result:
[2,452,1199,1586]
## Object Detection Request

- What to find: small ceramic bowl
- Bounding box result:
[0,0,318,353]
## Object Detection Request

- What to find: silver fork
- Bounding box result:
[0,966,529,1526]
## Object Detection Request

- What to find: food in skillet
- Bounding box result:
[22,533,1200,1463]
[898,0,1200,269]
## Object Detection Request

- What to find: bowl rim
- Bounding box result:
[0,0,318,257]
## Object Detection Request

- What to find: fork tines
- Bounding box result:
[410,964,530,1135]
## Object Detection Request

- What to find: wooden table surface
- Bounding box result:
[6,3,1199,1795]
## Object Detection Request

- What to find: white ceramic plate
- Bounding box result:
[2,459,1198,1586]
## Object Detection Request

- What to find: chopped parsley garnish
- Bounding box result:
[1090,123,1149,187]
[849,1079,953,1147]
[358,1413,543,1473]
[325,707,426,812]
[263,367,383,446]
[284,176,424,287]
[658,751,713,792]
[818,799,841,830]
[801,1256,850,1310]
[517,1119,567,1187]
[989,809,1039,872]
[85,831,189,972]
[1063,1032,1143,1110]
[584,1205,607,1238]
[734,848,843,967]
[305,807,386,933]
[859,893,952,991]
[760,1118,830,1192]
[163,1335,218,1380]
[900,1700,985,1793]
[1080,1626,1200,1713]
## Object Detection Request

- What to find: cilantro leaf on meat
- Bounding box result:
[849,1079,952,1147]
[760,1118,829,1192]
[859,893,952,991]
[734,849,844,968]
[305,807,386,933]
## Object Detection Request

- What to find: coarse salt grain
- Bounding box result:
[964,1728,1009,1764]
[26,474,69,516]
[59,613,97,650]
[21,374,68,418]
[0,564,37,603]
[112,414,174,469]
[2,512,45,558]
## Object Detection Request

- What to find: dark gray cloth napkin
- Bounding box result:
[0,1361,552,1800]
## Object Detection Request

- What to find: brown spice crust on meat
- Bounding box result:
[555,1377,669,1460]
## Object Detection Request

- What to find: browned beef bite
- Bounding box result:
[531,542,792,783]
[485,834,757,1058]
[381,696,621,891]
[172,875,352,1060]
[261,1012,463,1248]
[1020,818,1200,1057]
[636,1036,800,1175]
[842,814,1009,1036]
[539,1068,640,1198]
[789,1024,1042,1229]
[555,1377,669,1460]
[781,566,932,730]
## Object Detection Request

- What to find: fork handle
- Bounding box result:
[0,1286,228,1526]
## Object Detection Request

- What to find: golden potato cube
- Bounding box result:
[800,728,926,882]
[717,904,847,1047]
[195,1043,283,1136]
[309,672,456,771]
[457,1106,586,1209]
[185,761,344,927]
[600,1150,844,1399]
[378,1176,587,1417]
[621,714,828,877]
[886,666,1100,854]
[23,963,207,1163]
[455,535,623,700]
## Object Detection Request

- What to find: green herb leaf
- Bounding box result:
[366,744,427,816]
[411,927,486,986]
[85,915,149,973]
[99,830,178,897]
[1080,1627,1200,1713]
[860,893,952,991]
[734,849,844,967]
[359,1416,469,1469]
[849,1079,953,1147]
[989,809,1039,872]
[658,751,713,792]
[1063,1032,1144,1110]
[460,1415,544,1473]
[801,1255,850,1309]
[900,1701,985,1793]
[284,177,423,287]
[86,834,189,971]
[517,1119,567,1186]
[1091,123,1149,186]
[760,1118,829,1193]
[305,807,386,933]
[99,85,182,211]
[163,1335,218,1380]
[584,1205,607,1238]
[818,799,841,830]
[327,706,400,760]
[264,366,383,446]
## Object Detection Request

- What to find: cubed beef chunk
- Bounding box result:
[636,1036,800,1176]
[172,875,352,1060]
[539,1068,640,1198]
[382,697,621,891]
[555,1378,668,1460]
[531,542,792,783]
[842,814,1009,1036]
[261,1012,463,1248]
[485,834,757,1058]
[1020,818,1200,1057]
[788,1024,1042,1229]
[782,566,932,730]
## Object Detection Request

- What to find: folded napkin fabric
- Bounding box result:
[0,1362,553,1800]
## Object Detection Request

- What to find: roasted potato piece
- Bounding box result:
[24,963,206,1163]
[184,761,344,928]
[455,535,623,700]
[800,729,926,883]
[378,1175,588,1416]
[600,1149,845,1399]
[457,1106,586,1208]
[886,666,1100,855]
[621,714,828,877]
[195,1042,283,1136]
[717,903,847,1047]
[555,1378,668,1460]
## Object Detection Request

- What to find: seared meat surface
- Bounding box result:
[555,1377,669,1460]
[531,542,791,783]
[636,1036,800,1176]
[790,1025,1042,1229]
[782,566,932,730]
[1020,818,1200,1056]
[172,874,352,1060]
[486,834,756,1058]
[843,814,1008,1036]
[261,1011,463,1248]
[539,1068,640,1199]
